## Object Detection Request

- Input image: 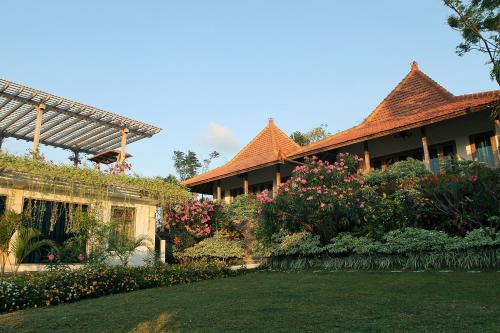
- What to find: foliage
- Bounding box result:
[0,212,24,275]
[108,233,152,266]
[202,151,221,172]
[0,264,242,313]
[257,154,366,243]
[416,163,500,235]
[0,153,191,207]
[269,231,324,257]
[175,232,245,261]
[172,150,202,181]
[10,226,54,274]
[163,200,222,239]
[290,124,329,146]
[220,195,259,240]
[443,0,500,84]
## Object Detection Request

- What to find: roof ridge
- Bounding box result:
[454,90,500,100]
[363,62,454,123]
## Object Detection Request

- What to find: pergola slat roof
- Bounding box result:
[0,78,161,155]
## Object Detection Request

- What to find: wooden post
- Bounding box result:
[32,103,45,160]
[243,174,249,195]
[72,150,80,167]
[420,126,431,170]
[216,181,222,202]
[363,141,371,173]
[119,128,128,174]
[493,119,500,168]
[273,165,281,193]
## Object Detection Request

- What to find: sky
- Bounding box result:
[1,1,498,178]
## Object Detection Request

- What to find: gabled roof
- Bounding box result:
[181,119,300,186]
[291,62,499,158]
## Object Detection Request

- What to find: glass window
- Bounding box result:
[0,195,6,215]
[111,206,136,245]
[474,134,495,167]
[22,199,88,263]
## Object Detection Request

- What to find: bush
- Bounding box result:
[175,232,245,262]
[361,159,429,236]
[416,163,500,235]
[220,195,259,240]
[270,231,324,257]
[257,154,366,243]
[0,264,241,313]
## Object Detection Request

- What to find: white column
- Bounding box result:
[160,240,166,263]
[119,128,128,173]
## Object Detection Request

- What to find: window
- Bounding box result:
[471,132,495,167]
[22,199,88,263]
[429,142,456,174]
[111,206,136,245]
[0,195,6,215]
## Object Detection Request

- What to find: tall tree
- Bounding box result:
[202,151,221,172]
[290,124,329,146]
[443,0,499,85]
[173,150,202,181]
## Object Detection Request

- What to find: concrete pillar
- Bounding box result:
[32,104,45,160]
[363,141,371,173]
[420,126,431,170]
[159,239,166,263]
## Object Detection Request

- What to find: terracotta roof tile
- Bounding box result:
[182,118,300,186]
[292,62,499,157]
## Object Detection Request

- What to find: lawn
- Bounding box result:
[1,270,499,333]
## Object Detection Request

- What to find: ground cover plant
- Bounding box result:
[1,270,499,333]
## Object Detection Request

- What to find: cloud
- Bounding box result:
[200,122,239,154]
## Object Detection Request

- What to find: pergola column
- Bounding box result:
[243,173,249,195]
[272,164,281,193]
[32,103,45,160]
[72,150,80,167]
[420,126,431,170]
[119,128,129,174]
[363,141,371,173]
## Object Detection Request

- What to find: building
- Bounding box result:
[182,62,500,201]
[0,78,172,272]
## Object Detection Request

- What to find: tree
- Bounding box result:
[202,151,221,172]
[443,0,499,85]
[173,150,202,181]
[290,124,329,146]
[173,150,220,180]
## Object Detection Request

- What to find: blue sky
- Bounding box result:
[1,1,498,177]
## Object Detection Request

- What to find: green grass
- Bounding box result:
[1,270,499,333]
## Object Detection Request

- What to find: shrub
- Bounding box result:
[163,200,222,239]
[175,232,245,262]
[416,164,500,235]
[257,154,366,243]
[362,159,429,236]
[0,264,241,313]
[220,195,259,240]
[271,231,324,257]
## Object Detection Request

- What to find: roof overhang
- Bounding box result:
[0,78,161,155]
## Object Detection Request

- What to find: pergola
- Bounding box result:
[0,78,161,172]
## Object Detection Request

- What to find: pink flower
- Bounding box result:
[306,196,313,201]
[47,253,55,262]
[360,203,365,209]
[77,253,85,262]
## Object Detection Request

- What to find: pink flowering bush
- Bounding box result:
[163,200,222,239]
[257,153,366,243]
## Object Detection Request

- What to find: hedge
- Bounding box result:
[0,264,242,313]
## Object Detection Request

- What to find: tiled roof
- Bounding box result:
[183,62,500,188]
[291,62,500,158]
[181,119,300,186]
